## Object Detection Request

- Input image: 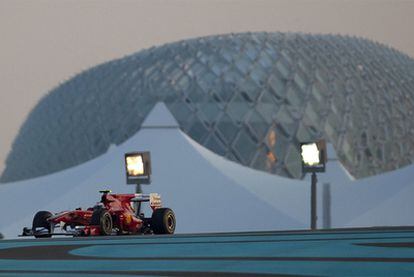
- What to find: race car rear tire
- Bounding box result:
[151,208,175,234]
[90,209,113,236]
[32,211,53,238]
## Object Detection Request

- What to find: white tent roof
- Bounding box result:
[0,102,413,238]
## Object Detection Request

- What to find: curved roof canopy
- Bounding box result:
[2,32,414,183]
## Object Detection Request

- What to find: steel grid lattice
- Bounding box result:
[1,32,414,183]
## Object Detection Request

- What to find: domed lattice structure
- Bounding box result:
[2,32,414,183]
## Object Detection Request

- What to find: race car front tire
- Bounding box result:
[151,208,176,234]
[90,209,113,236]
[32,211,53,238]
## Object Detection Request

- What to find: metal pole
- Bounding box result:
[135,184,142,216]
[311,172,317,230]
[322,183,331,229]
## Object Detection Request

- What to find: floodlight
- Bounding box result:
[301,141,326,173]
[126,155,144,176]
[300,140,327,231]
[125,152,151,185]
[301,143,320,166]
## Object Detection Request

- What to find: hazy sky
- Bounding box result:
[0,0,413,175]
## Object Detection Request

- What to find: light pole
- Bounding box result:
[300,140,327,231]
[124,151,152,215]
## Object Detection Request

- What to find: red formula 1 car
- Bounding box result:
[22,190,176,238]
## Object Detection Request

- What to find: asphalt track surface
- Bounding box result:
[2,227,414,276]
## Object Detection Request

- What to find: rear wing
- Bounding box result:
[131,193,162,209]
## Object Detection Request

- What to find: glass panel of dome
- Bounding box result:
[272,128,290,159]
[216,113,238,144]
[293,71,307,92]
[245,125,260,144]
[203,71,217,87]
[191,62,207,77]
[225,151,239,163]
[286,84,306,107]
[275,59,290,79]
[219,47,233,63]
[281,49,293,65]
[169,102,193,123]
[232,128,257,164]
[256,95,277,124]
[266,127,277,150]
[250,66,267,87]
[188,122,209,142]
[219,83,236,102]
[304,103,322,128]
[244,43,258,61]
[251,146,270,170]
[198,78,213,94]
[274,106,294,125]
[200,102,221,123]
[324,113,343,141]
[324,122,338,144]
[246,110,268,141]
[284,145,302,179]
[297,58,311,74]
[315,78,331,97]
[286,105,303,121]
[235,56,250,74]
[268,75,286,101]
[175,75,190,91]
[210,58,228,76]
[223,69,244,84]
[204,134,226,156]
[257,51,273,69]
[238,78,260,101]
[226,100,249,124]
[239,90,254,104]
[263,43,278,60]
[315,67,329,85]
[296,123,314,142]
[186,88,206,103]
